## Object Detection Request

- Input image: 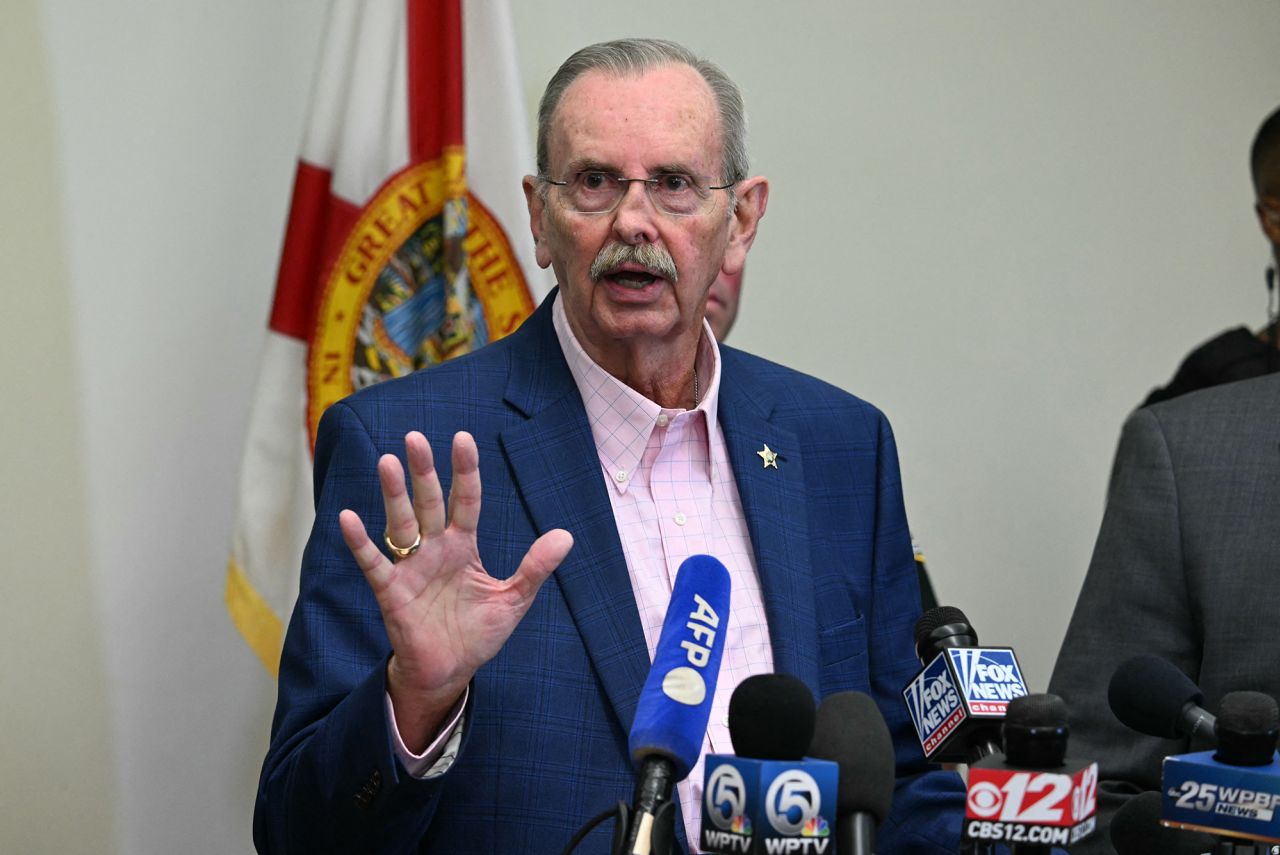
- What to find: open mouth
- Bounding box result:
[606,268,662,287]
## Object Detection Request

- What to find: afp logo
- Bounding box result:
[663,593,721,706]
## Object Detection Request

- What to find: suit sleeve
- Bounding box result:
[864,409,967,853]
[1047,406,1201,854]
[253,401,462,853]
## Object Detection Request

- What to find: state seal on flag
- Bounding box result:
[307,148,535,442]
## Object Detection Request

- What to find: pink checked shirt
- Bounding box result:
[553,297,775,852]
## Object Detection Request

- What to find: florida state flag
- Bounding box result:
[226,0,547,675]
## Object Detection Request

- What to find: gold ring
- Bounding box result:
[383,530,421,560]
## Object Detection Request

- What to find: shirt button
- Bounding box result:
[656,413,669,427]
[674,512,687,525]
[614,470,627,483]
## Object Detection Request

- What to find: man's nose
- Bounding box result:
[611,180,660,245]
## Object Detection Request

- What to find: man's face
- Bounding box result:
[524,64,760,364]
[704,267,744,342]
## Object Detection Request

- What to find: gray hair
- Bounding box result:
[535,39,749,188]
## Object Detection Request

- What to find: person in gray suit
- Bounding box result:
[1047,372,1280,853]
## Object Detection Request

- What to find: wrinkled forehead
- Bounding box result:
[545,64,724,176]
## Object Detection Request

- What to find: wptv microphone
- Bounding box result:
[700,674,840,855]
[605,554,731,855]
[902,606,1029,764]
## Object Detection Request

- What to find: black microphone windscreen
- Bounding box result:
[1215,690,1280,766]
[1109,791,1217,855]
[1107,654,1203,739]
[808,692,894,825]
[1005,693,1068,729]
[912,606,970,646]
[912,605,978,662]
[1219,690,1279,734]
[727,674,815,760]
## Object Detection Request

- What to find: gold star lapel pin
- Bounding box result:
[756,444,779,469]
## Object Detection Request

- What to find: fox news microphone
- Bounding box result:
[1159,691,1280,849]
[702,674,840,854]
[612,554,730,855]
[1108,654,1217,745]
[902,606,1029,764]
[963,694,1098,853]
[807,692,896,855]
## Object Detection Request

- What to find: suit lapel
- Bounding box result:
[498,304,651,737]
[718,353,822,697]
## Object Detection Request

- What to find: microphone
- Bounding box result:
[963,694,1099,852]
[1108,654,1217,744]
[701,674,839,854]
[728,673,815,760]
[1160,691,1280,847]
[616,554,731,855]
[807,692,896,855]
[1109,791,1217,855]
[902,606,1029,763]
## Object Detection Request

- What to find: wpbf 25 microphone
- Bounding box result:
[1160,691,1280,848]
[614,554,731,855]
[701,674,839,854]
[902,606,1029,763]
[963,694,1098,852]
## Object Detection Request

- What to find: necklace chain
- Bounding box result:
[693,367,700,407]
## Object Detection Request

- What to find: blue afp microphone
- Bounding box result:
[615,554,731,855]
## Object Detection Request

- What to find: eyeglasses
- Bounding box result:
[541,170,735,216]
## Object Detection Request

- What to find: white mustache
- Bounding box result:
[589,243,679,283]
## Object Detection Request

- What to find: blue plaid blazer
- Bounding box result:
[255,292,963,853]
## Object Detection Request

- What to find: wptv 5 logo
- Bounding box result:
[902,647,1028,761]
[702,756,837,854]
[964,761,1099,847]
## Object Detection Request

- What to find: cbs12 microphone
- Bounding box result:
[962,694,1099,852]
[700,676,895,855]
[1108,654,1280,852]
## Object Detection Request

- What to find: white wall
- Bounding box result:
[4,2,1278,852]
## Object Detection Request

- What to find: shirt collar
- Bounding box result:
[551,292,722,493]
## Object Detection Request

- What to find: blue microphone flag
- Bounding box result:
[629,554,732,782]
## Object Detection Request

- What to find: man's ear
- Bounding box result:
[722,177,769,277]
[1257,200,1280,247]
[523,175,554,269]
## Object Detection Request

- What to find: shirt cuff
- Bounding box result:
[385,686,469,779]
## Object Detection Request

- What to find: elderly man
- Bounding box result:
[255,39,962,853]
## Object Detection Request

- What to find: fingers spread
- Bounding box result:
[339,509,394,589]
[405,432,446,537]
[447,431,482,533]
[379,453,420,550]
[506,528,574,606]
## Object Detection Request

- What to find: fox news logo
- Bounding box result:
[903,655,964,752]
[948,648,1027,713]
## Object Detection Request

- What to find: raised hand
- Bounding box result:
[338,430,573,750]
